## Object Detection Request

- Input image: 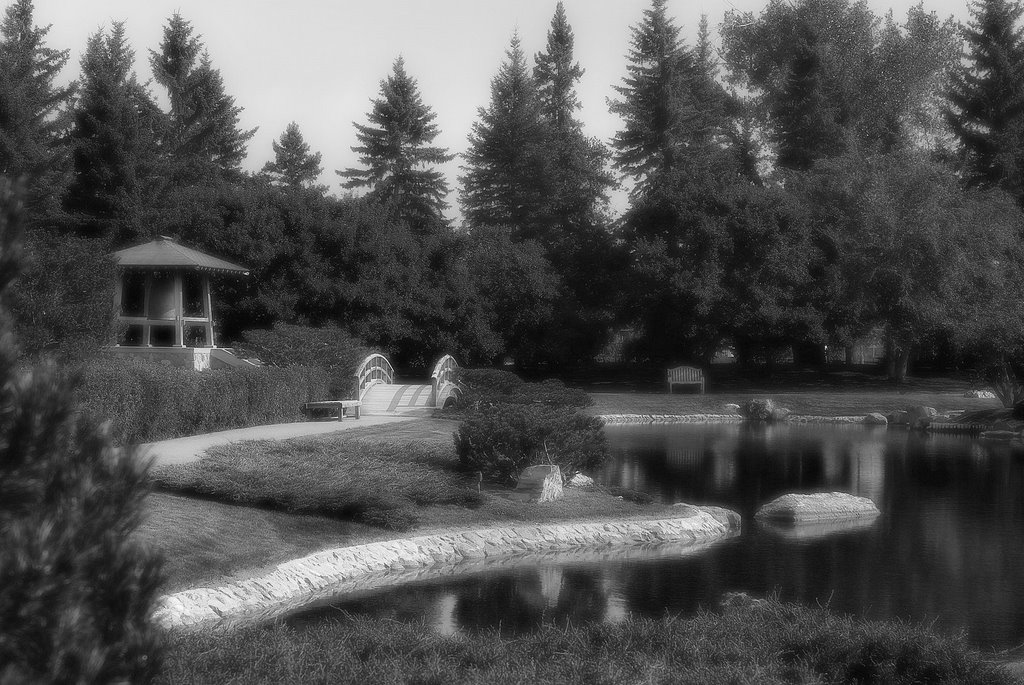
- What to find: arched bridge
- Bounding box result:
[355,353,461,416]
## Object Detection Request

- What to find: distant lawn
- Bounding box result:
[140,418,680,590]
[160,598,1015,684]
[587,386,1002,417]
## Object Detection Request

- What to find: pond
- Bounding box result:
[287,423,1024,651]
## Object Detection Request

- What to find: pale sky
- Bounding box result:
[31,0,971,220]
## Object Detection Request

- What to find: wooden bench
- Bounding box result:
[301,400,361,420]
[667,365,705,394]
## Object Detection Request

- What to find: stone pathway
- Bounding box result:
[139,415,419,467]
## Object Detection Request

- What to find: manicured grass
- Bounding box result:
[139,419,681,590]
[140,493,378,593]
[150,420,483,532]
[160,598,1015,684]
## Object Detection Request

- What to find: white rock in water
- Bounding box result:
[864,412,888,425]
[755,492,879,523]
[964,390,997,399]
[514,465,563,503]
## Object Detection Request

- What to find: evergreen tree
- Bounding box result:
[461,34,551,237]
[609,0,710,192]
[0,0,74,220]
[150,13,255,182]
[263,121,324,191]
[64,23,161,246]
[946,0,1024,203]
[0,178,163,683]
[773,25,845,171]
[534,2,614,240]
[339,57,453,224]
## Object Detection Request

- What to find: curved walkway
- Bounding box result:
[140,415,419,467]
[155,505,741,632]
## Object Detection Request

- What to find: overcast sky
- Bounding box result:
[32,0,970,220]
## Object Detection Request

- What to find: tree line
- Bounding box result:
[2,0,1024,385]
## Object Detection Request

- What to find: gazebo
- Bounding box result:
[110,236,250,370]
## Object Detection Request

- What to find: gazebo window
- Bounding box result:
[120,325,144,347]
[183,272,204,318]
[121,272,146,317]
[150,324,176,347]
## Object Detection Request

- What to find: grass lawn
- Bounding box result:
[586,385,1002,417]
[140,419,679,591]
[160,598,1015,684]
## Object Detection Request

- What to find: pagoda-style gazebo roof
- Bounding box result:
[113,236,249,275]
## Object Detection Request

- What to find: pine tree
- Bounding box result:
[461,34,551,237]
[534,2,614,241]
[339,57,453,223]
[64,23,161,246]
[150,13,255,181]
[610,1,727,195]
[773,25,845,171]
[0,178,163,683]
[263,121,323,191]
[0,0,74,220]
[946,0,1024,203]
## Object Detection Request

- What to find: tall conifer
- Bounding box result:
[263,121,323,191]
[946,0,1024,203]
[339,57,453,224]
[65,23,160,246]
[461,34,551,237]
[150,14,255,181]
[0,0,74,220]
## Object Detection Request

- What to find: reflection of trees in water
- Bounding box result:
[452,567,609,634]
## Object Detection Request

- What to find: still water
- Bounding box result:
[288,423,1024,650]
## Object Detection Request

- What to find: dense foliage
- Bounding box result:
[0,180,163,683]
[1,0,1023,396]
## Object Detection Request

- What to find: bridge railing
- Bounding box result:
[354,353,394,400]
[430,354,460,408]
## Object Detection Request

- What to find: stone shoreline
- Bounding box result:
[155,506,740,633]
[599,413,991,434]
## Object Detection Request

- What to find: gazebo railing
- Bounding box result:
[354,353,394,400]
[430,354,460,408]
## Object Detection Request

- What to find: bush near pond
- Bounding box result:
[151,438,482,532]
[454,403,607,485]
[160,598,1014,684]
[76,356,328,444]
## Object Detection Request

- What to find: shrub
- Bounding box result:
[0,180,162,683]
[454,367,592,411]
[453,403,607,485]
[75,355,329,444]
[236,323,371,398]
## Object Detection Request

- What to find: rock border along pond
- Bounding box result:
[155,505,740,632]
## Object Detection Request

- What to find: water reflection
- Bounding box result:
[289,423,1024,650]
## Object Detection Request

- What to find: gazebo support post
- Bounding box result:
[143,274,153,347]
[202,274,215,347]
[173,272,184,347]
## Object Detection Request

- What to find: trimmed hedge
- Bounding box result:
[235,323,370,399]
[75,356,329,445]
